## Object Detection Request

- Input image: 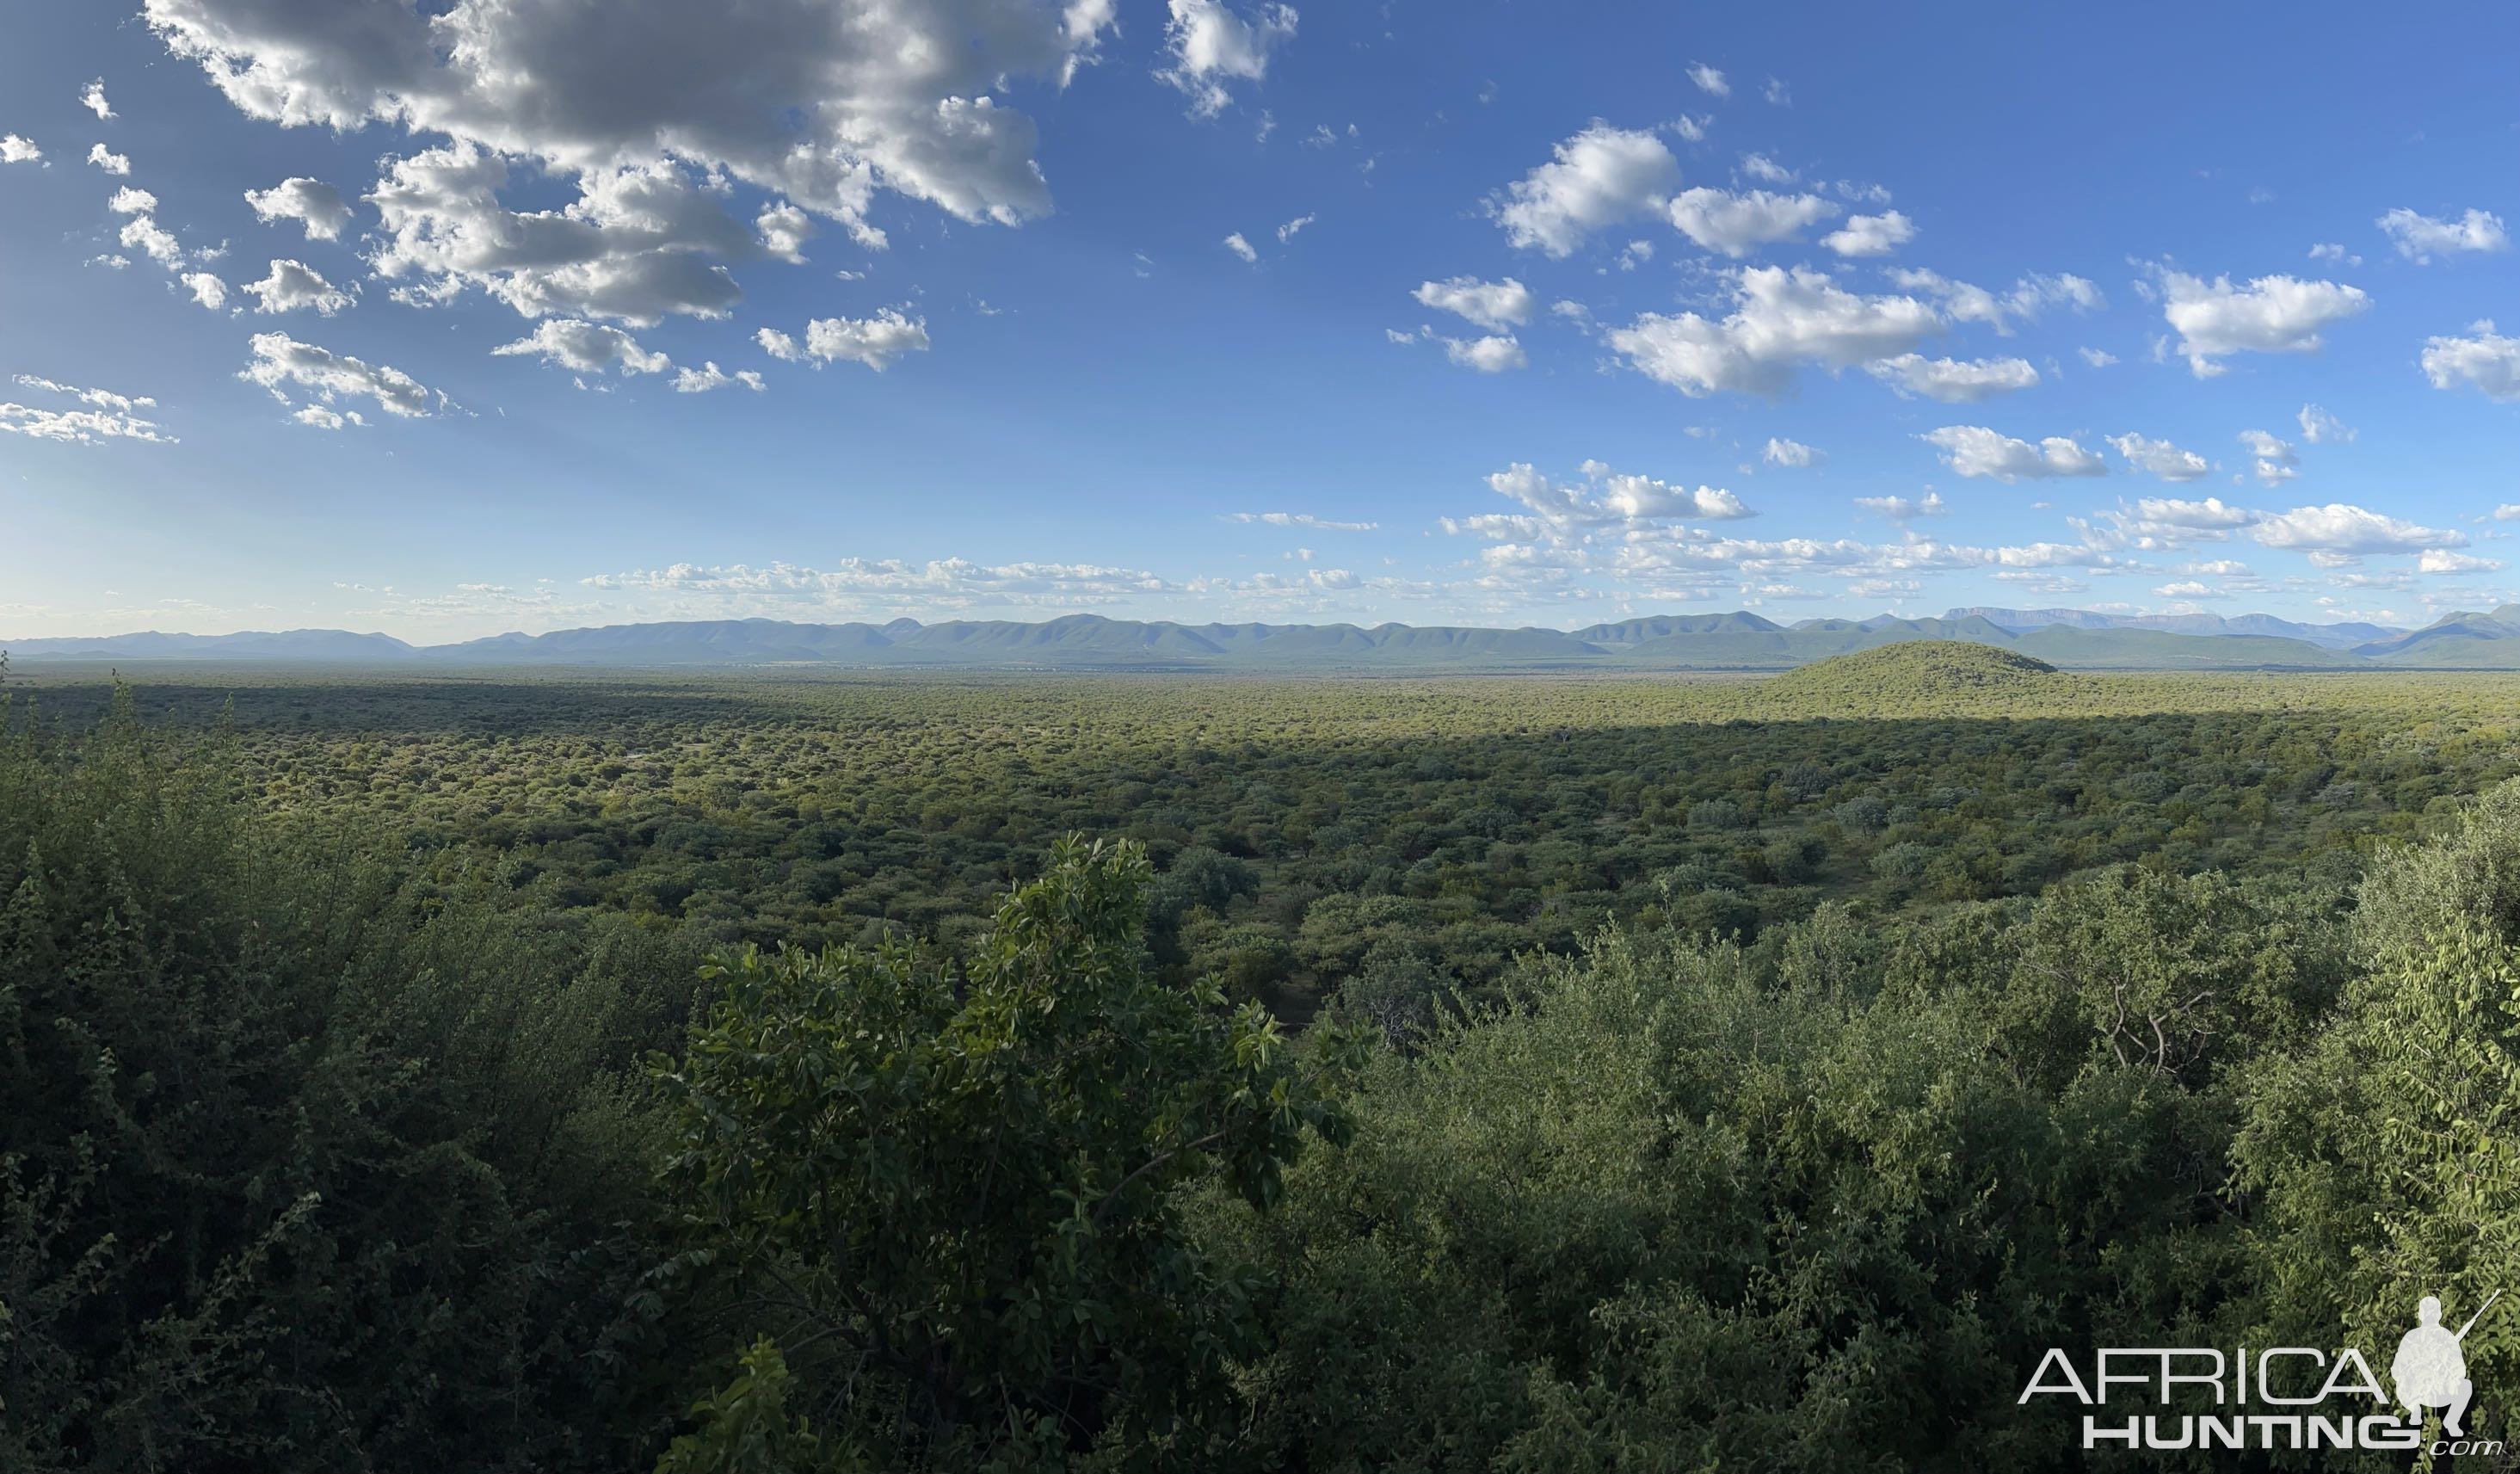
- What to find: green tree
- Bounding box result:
[2240,781,2520,1452]
[652,838,1355,1471]
[0,693,692,1473]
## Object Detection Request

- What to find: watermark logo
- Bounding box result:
[2018,1291,2504,1458]
[2394,1291,2495,1434]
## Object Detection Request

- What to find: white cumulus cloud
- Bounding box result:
[674,361,767,393]
[2252,503,2461,555]
[1606,265,1939,398]
[1666,187,1839,257]
[493,318,668,374]
[1821,210,1915,257]
[757,309,933,370]
[1442,335,1526,373]
[365,144,750,324]
[1156,0,1297,117]
[292,404,355,429]
[243,257,354,315]
[1469,460,1753,544]
[241,332,439,417]
[2135,496,2257,531]
[1763,436,1822,468]
[119,215,184,268]
[756,202,813,263]
[2377,207,2508,262]
[1888,268,2101,335]
[1,374,172,445]
[2297,403,2353,443]
[1921,425,2106,481]
[244,176,354,240]
[147,0,1124,321]
[2420,320,2520,402]
[1854,492,1947,521]
[1412,274,1532,331]
[2238,429,2299,487]
[2155,269,2369,378]
[1866,354,2039,402]
[1491,122,1679,257]
[2106,433,2212,482]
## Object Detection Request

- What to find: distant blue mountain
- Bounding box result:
[1944,606,2405,651]
[3,629,420,661]
[12,607,2503,670]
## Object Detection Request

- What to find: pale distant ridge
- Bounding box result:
[15,605,2517,670]
[1948,606,2402,651]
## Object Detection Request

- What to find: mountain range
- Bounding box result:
[12,606,2520,672]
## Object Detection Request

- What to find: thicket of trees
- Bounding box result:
[4,672,2519,1469]
[21,669,2517,1025]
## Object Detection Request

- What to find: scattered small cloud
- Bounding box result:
[1821,210,1915,257]
[2152,267,2369,378]
[2240,429,2299,487]
[1867,354,2039,403]
[2107,433,2212,483]
[2,374,171,446]
[1921,425,2106,481]
[2377,207,2509,262]
[756,310,932,371]
[1228,511,1380,532]
[2297,403,2354,444]
[1412,274,1532,331]
[1442,335,1526,373]
[1855,492,1946,521]
[1157,0,1299,118]
[2420,320,2520,402]
[674,361,767,394]
[494,318,667,374]
[243,177,354,241]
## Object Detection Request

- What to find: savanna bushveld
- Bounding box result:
[6,646,2520,1470]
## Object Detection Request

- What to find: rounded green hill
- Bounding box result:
[1759,640,2064,707]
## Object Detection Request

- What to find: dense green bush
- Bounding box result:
[9,676,2520,1469]
[21,668,2517,1019]
[650,839,1355,1470]
[0,694,707,1473]
[1197,865,2348,1471]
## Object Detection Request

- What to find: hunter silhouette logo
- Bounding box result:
[2018,1288,2508,1456]
[2393,1291,2498,1436]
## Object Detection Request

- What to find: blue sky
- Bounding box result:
[9,0,2520,641]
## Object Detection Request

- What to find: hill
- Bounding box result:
[2357,604,2520,665]
[1759,642,2069,708]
